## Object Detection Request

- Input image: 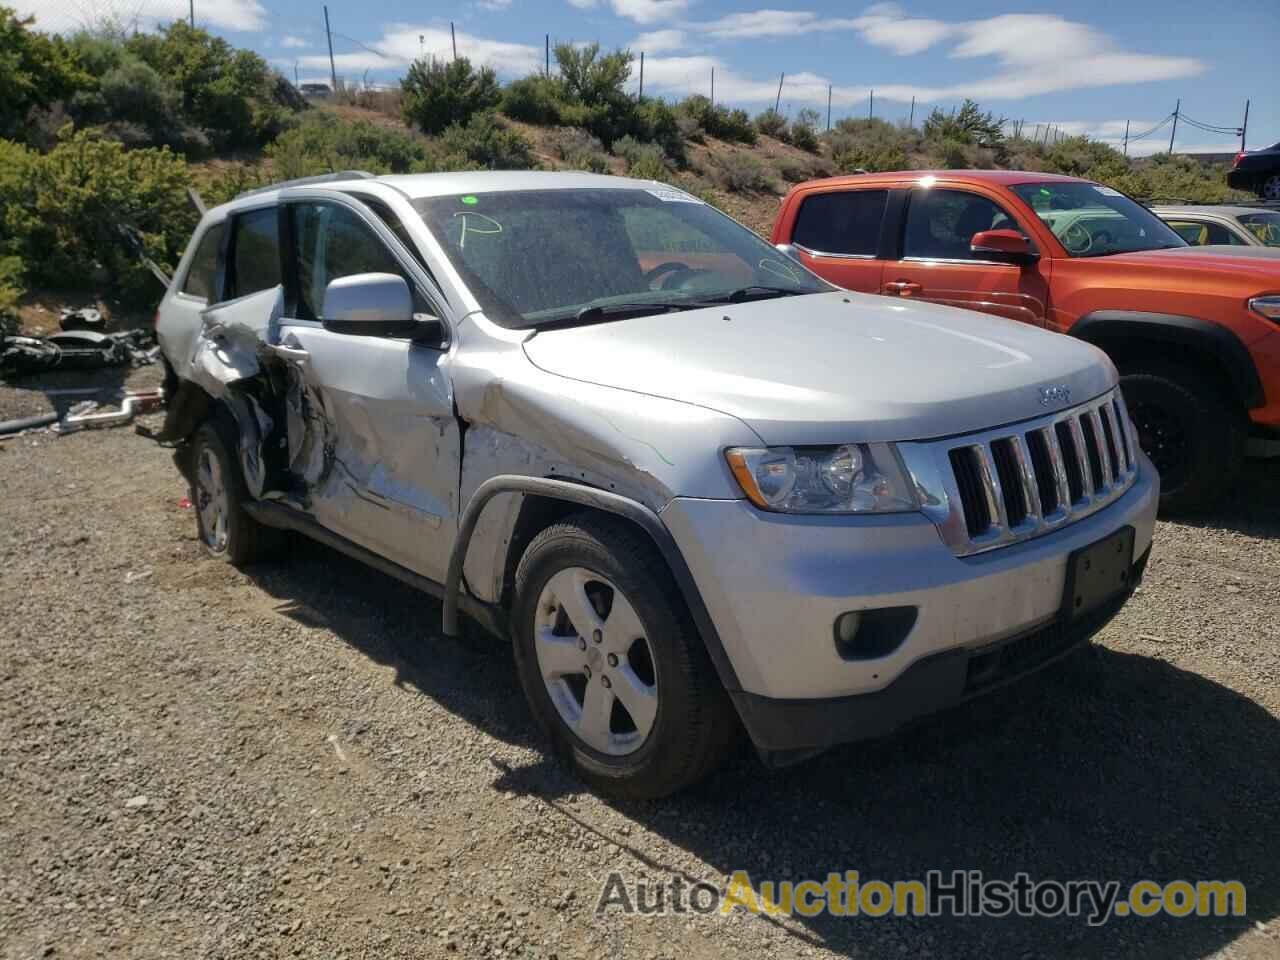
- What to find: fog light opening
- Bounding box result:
[833,606,918,661]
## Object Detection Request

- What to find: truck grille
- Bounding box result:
[898,390,1140,557]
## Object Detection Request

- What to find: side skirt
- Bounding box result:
[243,500,507,639]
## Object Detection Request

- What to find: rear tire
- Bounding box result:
[1120,363,1245,513]
[511,512,736,799]
[1261,174,1280,202]
[190,419,279,565]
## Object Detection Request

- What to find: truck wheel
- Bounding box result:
[511,512,735,799]
[190,419,278,564]
[1120,363,1245,513]
[1262,174,1280,202]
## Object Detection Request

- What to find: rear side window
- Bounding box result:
[904,189,1026,261]
[1166,220,1242,246]
[791,190,888,256]
[228,207,282,300]
[181,222,224,300]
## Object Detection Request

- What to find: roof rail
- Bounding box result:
[1141,196,1280,209]
[235,170,376,201]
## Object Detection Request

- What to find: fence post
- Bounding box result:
[545,34,549,76]
[710,67,714,105]
[189,0,194,27]
[1168,99,1179,154]
[826,84,832,131]
[1241,99,1249,152]
[774,73,784,114]
[450,22,457,60]
[638,51,644,99]
[1123,119,1130,157]
[868,89,873,120]
[908,95,915,127]
[323,5,337,94]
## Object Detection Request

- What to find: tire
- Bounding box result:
[1261,174,1280,203]
[1120,363,1245,513]
[511,512,736,799]
[189,418,279,564]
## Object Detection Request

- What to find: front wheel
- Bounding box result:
[511,513,735,799]
[1120,363,1245,513]
[190,419,279,564]
[1261,174,1280,202]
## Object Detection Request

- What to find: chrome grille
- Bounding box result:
[898,389,1139,557]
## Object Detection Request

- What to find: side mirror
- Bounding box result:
[321,273,440,339]
[970,229,1038,265]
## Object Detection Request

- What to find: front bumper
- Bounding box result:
[660,455,1158,747]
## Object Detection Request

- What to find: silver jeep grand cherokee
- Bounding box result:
[155,170,1158,798]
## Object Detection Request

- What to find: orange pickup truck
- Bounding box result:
[770,170,1280,510]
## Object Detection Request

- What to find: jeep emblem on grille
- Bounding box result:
[1039,384,1071,407]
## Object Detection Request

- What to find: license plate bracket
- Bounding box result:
[1063,526,1135,620]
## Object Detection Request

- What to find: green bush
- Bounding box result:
[401,56,501,136]
[0,255,22,338]
[268,111,429,179]
[679,96,756,145]
[754,109,788,141]
[922,99,1005,147]
[827,118,911,173]
[6,131,195,303]
[437,112,535,170]
[626,151,669,182]
[0,8,91,144]
[197,162,271,208]
[501,75,565,125]
[789,108,821,153]
[709,151,772,193]
[633,98,685,167]
[548,126,609,172]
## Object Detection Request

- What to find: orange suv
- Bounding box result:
[770,170,1280,510]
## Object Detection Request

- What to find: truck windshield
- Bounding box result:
[414,187,829,328]
[1010,181,1186,258]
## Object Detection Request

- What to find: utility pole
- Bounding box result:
[188,0,194,27]
[450,22,457,60]
[1168,98,1179,154]
[868,89,873,120]
[908,95,915,127]
[1122,119,1130,157]
[638,52,644,99]
[826,84,832,131]
[1241,99,1250,152]
[323,5,337,94]
[774,72,784,114]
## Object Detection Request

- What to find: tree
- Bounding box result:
[0,7,91,143]
[401,56,501,136]
[923,98,1006,146]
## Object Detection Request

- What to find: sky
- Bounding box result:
[23,0,1280,156]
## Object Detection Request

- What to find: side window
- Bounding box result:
[1165,220,1208,245]
[791,190,888,257]
[904,189,1027,261]
[290,202,424,321]
[228,208,281,300]
[181,222,225,300]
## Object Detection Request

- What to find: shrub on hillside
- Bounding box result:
[438,112,535,170]
[501,75,566,126]
[827,118,911,173]
[2,131,194,303]
[268,111,429,179]
[0,8,91,144]
[754,109,789,141]
[0,255,22,338]
[678,96,756,145]
[401,56,501,136]
[708,151,772,193]
[634,99,685,166]
[614,136,671,180]
[548,126,609,172]
[922,99,1006,147]
[789,108,821,153]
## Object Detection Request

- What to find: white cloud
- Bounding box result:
[280,35,309,49]
[630,29,688,53]
[567,0,598,7]
[12,0,267,32]
[847,3,952,55]
[478,0,513,9]
[296,24,542,77]
[610,0,690,24]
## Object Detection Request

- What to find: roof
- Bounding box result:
[793,169,1088,190]
[1151,205,1277,218]
[369,170,666,200]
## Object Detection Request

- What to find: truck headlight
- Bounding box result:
[1249,296,1280,321]
[725,443,917,514]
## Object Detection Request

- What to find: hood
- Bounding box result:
[521,292,1115,445]
[1107,246,1280,276]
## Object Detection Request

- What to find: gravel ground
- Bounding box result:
[1,377,1278,960]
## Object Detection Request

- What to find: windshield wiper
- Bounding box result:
[691,285,807,305]
[532,301,686,329]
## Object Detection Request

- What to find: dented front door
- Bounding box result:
[274,198,460,582]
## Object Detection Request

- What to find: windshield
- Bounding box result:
[1010,181,1186,257]
[414,187,829,328]
[1239,213,1280,247]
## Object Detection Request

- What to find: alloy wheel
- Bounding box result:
[1263,175,1280,202]
[196,447,230,552]
[533,567,659,756]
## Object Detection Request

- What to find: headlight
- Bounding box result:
[725,443,917,514]
[1249,296,1280,321]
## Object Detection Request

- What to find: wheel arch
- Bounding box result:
[444,476,744,695]
[1070,310,1263,411]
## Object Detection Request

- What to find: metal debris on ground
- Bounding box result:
[1,321,160,380]
[52,389,166,434]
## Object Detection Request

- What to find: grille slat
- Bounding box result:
[927,390,1139,556]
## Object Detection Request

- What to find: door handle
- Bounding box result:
[884,281,922,297]
[273,344,310,364]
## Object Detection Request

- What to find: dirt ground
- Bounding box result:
[1,368,1278,960]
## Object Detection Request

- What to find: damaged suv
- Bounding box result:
[155,171,1158,798]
